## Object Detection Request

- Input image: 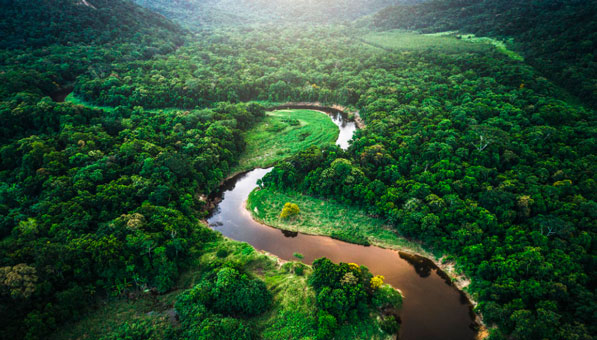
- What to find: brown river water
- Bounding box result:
[207,109,478,340]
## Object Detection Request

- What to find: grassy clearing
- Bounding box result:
[48,287,179,340]
[361,30,492,54]
[457,33,524,61]
[232,109,339,173]
[50,235,390,340]
[361,30,523,61]
[247,188,428,254]
[64,93,191,115]
[62,99,339,175]
[64,93,117,112]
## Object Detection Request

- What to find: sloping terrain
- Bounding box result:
[371,0,597,108]
[0,0,184,100]
[135,0,423,28]
[0,0,183,49]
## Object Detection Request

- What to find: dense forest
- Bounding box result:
[134,0,423,28]
[0,0,183,102]
[1,0,595,339]
[372,0,597,108]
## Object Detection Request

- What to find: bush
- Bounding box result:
[216,249,229,258]
[187,316,256,340]
[210,267,272,317]
[316,311,337,340]
[372,285,403,310]
[280,202,300,219]
[100,318,174,340]
[370,275,384,290]
[294,263,305,276]
[174,266,272,340]
[329,232,370,246]
[380,315,400,334]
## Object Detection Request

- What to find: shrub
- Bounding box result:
[370,275,384,290]
[216,249,229,258]
[100,318,173,340]
[210,267,272,317]
[316,311,337,340]
[294,263,305,276]
[380,315,400,334]
[280,202,300,219]
[372,285,402,310]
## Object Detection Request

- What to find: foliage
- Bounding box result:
[0,65,267,339]
[379,315,400,334]
[247,187,426,251]
[0,0,183,101]
[309,258,400,337]
[0,0,183,50]
[233,109,339,173]
[0,0,595,339]
[99,317,175,340]
[0,264,37,299]
[135,0,415,29]
[280,202,300,219]
[370,275,384,290]
[294,263,306,276]
[173,266,272,339]
[251,26,596,340]
[372,0,597,108]
[372,285,402,310]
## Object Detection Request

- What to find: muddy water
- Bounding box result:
[207,110,477,340]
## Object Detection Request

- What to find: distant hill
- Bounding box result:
[134,0,423,28]
[371,0,597,108]
[0,0,184,100]
[0,0,184,49]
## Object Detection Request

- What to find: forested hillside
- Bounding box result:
[0,1,202,337]
[0,0,184,102]
[134,0,422,28]
[0,0,183,49]
[372,0,597,108]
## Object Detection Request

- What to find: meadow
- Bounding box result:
[232,109,339,173]
[247,188,429,255]
[360,30,492,54]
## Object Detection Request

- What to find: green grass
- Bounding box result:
[457,34,524,61]
[232,109,339,173]
[50,235,391,340]
[62,99,339,176]
[361,30,523,61]
[247,188,429,254]
[64,93,117,112]
[361,30,492,54]
[48,288,179,340]
[64,93,193,115]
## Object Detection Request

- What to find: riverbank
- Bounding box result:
[50,234,396,340]
[246,187,488,337]
[271,102,365,129]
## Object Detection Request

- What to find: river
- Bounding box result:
[207,109,478,340]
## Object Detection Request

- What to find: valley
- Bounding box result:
[0,1,595,340]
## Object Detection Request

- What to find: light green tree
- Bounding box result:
[280,202,300,219]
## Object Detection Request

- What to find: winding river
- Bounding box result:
[208,109,478,340]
